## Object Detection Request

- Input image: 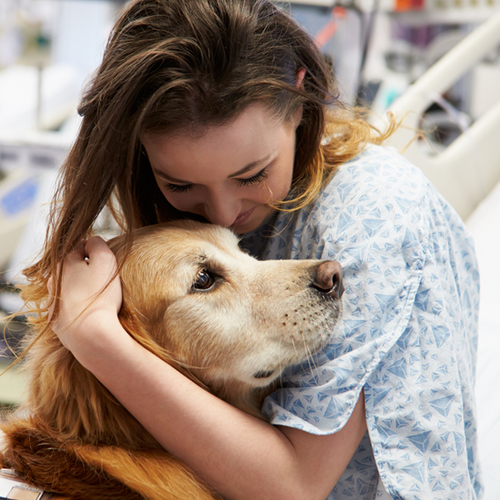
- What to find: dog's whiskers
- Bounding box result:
[278,337,286,388]
[301,329,318,376]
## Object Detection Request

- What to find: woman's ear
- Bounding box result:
[293,105,304,129]
[292,68,306,128]
[296,68,306,89]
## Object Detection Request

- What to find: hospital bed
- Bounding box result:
[384,11,500,500]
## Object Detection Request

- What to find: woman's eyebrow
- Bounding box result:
[227,153,274,178]
[152,153,275,183]
[152,169,188,183]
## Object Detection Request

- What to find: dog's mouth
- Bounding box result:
[253,369,275,379]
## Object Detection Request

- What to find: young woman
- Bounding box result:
[26,0,482,498]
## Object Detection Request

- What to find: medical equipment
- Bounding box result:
[384,11,500,221]
[0,63,78,274]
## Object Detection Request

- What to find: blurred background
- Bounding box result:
[0,0,121,412]
[0,0,498,462]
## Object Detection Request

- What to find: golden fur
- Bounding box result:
[0,220,343,499]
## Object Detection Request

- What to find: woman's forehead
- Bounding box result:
[141,103,287,177]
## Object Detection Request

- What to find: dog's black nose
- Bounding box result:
[312,261,344,299]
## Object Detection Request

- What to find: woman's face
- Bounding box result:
[142,102,301,234]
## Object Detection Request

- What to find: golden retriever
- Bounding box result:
[0,220,343,500]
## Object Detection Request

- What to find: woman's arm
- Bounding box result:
[52,237,367,500]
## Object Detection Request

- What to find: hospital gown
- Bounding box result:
[240,145,482,500]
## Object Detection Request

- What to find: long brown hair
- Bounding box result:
[23,0,393,320]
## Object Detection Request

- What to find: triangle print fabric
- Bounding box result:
[240,145,482,500]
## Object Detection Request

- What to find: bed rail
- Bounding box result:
[383,11,500,220]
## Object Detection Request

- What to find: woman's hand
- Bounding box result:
[48,236,124,364]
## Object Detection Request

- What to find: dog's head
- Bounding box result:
[109,221,343,398]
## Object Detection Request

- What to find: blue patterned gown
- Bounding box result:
[240,145,482,500]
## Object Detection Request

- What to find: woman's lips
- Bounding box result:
[231,207,255,227]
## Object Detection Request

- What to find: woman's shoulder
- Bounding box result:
[289,144,460,262]
[326,144,428,197]
[309,144,433,223]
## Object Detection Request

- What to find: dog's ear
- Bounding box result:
[106,233,128,263]
[117,296,216,397]
[117,300,149,343]
[117,297,172,363]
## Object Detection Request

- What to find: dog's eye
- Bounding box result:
[192,270,216,291]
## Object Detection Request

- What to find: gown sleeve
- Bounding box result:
[260,146,482,498]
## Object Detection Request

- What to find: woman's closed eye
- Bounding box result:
[236,167,269,187]
[163,167,269,193]
[163,182,193,193]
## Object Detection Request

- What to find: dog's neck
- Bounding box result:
[175,365,277,421]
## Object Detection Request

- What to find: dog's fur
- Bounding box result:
[0,220,343,500]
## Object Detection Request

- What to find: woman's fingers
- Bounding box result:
[84,235,111,256]
[46,237,123,355]
[48,237,121,325]
[47,240,89,304]
[83,237,119,276]
[65,239,88,264]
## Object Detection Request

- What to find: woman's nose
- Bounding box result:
[202,192,240,227]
